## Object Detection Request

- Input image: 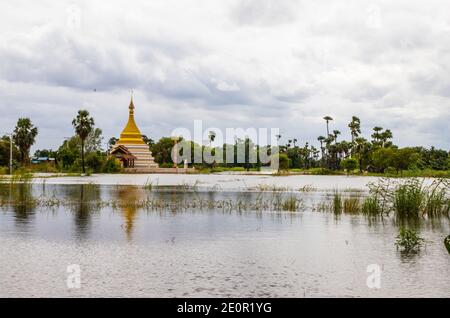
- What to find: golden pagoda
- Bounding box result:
[111,97,158,169]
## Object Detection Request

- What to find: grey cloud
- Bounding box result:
[230,0,300,26]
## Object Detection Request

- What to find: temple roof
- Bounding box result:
[111,145,137,159]
[116,97,146,145]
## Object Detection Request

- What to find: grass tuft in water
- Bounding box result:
[395,227,425,253]
[394,180,425,219]
[281,195,299,211]
[332,190,342,214]
[343,197,361,214]
[361,197,382,216]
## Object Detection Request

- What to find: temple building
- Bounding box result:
[111,97,158,170]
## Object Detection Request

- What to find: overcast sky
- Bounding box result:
[1,0,449,151]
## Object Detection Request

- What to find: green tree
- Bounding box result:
[391,148,420,174]
[323,116,333,136]
[340,158,358,175]
[371,147,395,173]
[12,118,38,164]
[72,110,95,174]
[107,137,118,151]
[85,151,105,172]
[354,137,371,172]
[348,116,361,144]
[85,128,103,153]
[333,130,341,143]
[151,137,174,165]
[0,135,20,167]
[273,153,290,171]
[371,126,383,146]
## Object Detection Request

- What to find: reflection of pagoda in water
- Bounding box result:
[116,186,143,240]
[110,97,158,169]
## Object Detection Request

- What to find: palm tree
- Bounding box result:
[72,110,95,174]
[208,131,216,147]
[333,130,341,143]
[371,126,383,145]
[12,118,38,164]
[354,137,368,172]
[348,116,361,144]
[317,136,326,165]
[323,116,333,136]
[380,129,393,147]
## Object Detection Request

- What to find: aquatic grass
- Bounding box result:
[362,197,382,216]
[252,183,292,192]
[314,201,330,212]
[423,179,450,218]
[343,197,361,214]
[395,227,425,253]
[394,180,425,219]
[332,190,342,214]
[281,195,300,212]
[143,178,156,191]
[365,177,449,220]
[297,185,316,192]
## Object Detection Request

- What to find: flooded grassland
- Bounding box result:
[0,175,449,297]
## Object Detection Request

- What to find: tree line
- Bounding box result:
[0,112,448,175]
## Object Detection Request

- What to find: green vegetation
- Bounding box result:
[12,118,38,164]
[394,180,425,219]
[1,112,449,176]
[362,197,382,216]
[343,196,361,214]
[365,178,449,220]
[445,235,450,254]
[395,228,425,253]
[340,158,358,175]
[332,190,343,214]
[72,110,95,174]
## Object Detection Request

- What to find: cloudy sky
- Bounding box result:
[1,0,449,151]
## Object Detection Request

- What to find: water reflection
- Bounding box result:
[8,183,36,229]
[113,186,144,240]
[66,184,101,240]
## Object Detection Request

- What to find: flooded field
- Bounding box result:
[0,175,449,297]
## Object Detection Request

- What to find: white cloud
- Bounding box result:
[0,0,449,151]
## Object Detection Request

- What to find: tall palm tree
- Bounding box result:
[380,129,393,148]
[371,126,383,145]
[13,118,38,164]
[72,110,95,174]
[208,131,216,147]
[333,130,341,144]
[323,116,333,136]
[317,136,326,165]
[354,137,368,172]
[348,116,361,144]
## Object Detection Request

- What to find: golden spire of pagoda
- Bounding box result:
[117,95,146,145]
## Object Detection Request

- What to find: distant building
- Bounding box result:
[31,157,56,164]
[110,97,158,169]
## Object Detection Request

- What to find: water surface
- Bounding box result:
[0,182,449,297]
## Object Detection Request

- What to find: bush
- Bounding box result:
[0,166,8,175]
[272,153,290,171]
[340,158,358,174]
[395,228,425,252]
[103,157,122,173]
[85,152,105,172]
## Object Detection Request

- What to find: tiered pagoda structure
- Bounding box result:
[111,97,158,170]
